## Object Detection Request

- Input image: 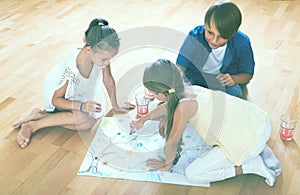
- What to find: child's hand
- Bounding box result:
[216,73,235,86]
[130,118,144,133]
[146,156,171,171]
[81,101,102,113]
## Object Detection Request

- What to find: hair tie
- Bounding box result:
[168,88,175,94]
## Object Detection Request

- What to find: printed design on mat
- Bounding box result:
[78,117,210,187]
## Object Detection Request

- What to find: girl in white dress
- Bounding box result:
[13,18,135,148]
[130,59,281,186]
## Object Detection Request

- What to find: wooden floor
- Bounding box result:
[1,0,300,194]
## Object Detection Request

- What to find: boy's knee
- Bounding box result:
[225,84,242,98]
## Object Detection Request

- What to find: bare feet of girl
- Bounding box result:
[16,123,34,148]
[12,108,43,129]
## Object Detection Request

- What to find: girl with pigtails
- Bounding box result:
[130,59,281,186]
[13,18,135,149]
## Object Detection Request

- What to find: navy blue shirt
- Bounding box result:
[176,25,255,88]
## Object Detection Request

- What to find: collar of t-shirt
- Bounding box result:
[202,43,227,74]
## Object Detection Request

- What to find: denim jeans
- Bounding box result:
[225,84,243,98]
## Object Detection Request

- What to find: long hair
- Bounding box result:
[143,59,185,163]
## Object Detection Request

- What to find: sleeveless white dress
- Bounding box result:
[43,47,106,119]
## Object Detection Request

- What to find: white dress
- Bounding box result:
[43,47,106,119]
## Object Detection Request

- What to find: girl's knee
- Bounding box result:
[76,120,95,131]
[74,113,96,130]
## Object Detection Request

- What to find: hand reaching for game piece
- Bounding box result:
[81,101,102,113]
[130,118,144,133]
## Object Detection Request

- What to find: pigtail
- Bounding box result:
[165,92,179,140]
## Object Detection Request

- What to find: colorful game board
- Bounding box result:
[78,117,210,187]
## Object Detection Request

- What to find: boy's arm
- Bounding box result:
[217,72,252,86]
[231,72,253,84]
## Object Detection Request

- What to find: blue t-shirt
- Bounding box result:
[176,25,255,88]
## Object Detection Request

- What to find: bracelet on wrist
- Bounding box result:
[80,102,83,112]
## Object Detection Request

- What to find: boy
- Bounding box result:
[176,1,254,98]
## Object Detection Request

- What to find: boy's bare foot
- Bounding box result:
[16,123,34,149]
[12,108,43,129]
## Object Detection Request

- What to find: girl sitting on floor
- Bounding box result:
[13,18,135,148]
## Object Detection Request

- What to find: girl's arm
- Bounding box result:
[102,65,118,108]
[102,65,131,112]
[130,102,167,131]
[52,81,81,111]
[146,100,197,171]
[161,103,189,170]
[52,81,101,113]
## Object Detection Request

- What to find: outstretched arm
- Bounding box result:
[146,102,190,171]
[130,102,168,131]
[102,65,132,113]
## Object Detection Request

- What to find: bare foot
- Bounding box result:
[12,108,43,129]
[16,123,34,149]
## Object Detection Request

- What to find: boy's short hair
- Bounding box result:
[204,1,242,39]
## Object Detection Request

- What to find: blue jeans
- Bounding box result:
[225,84,243,98]
[188,72,246,99]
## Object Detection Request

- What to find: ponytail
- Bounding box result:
[84,18,108,37]
[84,18,120,50]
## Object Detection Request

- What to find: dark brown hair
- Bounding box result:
[84,18,120,50]
[204,1,242,39]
